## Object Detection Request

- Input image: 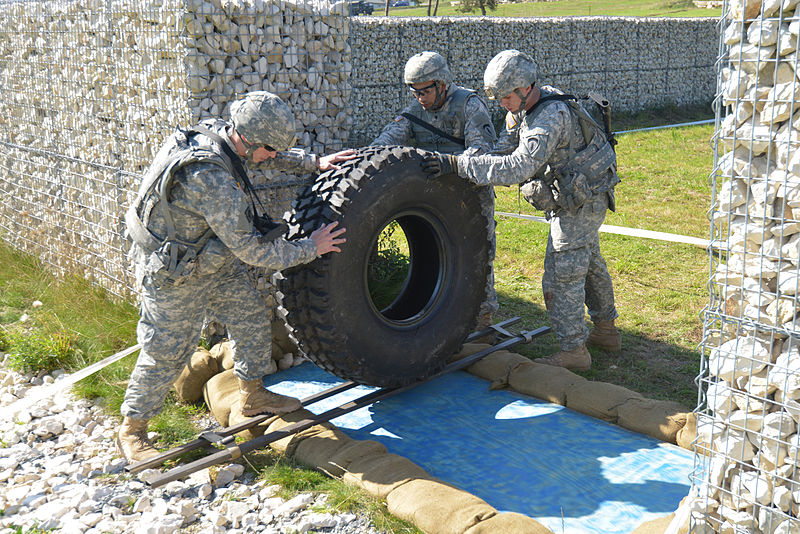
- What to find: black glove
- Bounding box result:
[421,152,460,179]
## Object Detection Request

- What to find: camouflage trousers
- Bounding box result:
[542,192,618,351]
[121,259,275,420]
[477,185,499,319]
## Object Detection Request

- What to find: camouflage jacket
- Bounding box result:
[458,86,618,197]
[371,84,496,155]
[129,119,317,283]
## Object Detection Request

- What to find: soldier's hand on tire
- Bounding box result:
[421,152,459,179]
[317,149,357,171]
[310,221,347,256]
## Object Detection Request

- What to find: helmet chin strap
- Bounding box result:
[431,82,447,110]
[512,84,535,113]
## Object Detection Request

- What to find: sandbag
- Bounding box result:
[676,412,702,453]
[266,409,349,457]
[342,452,431,498]
[467,351,531,387]
[630,513,675,534]
[616,398,690,444]
[202,369,239,427]
[565,380,644,422]
[386,477,497,534]
[174,348,220,403]
[464,512,554,534]
[293,430,354,477]
[507,361,588,405]
[209,341,235,371]
[326,440,388,478]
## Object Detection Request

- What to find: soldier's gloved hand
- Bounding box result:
[421,152,460,179]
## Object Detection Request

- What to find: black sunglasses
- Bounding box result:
[242,135,276,152]
[408,81,438,97]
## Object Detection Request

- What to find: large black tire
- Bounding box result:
[280,146,491,387]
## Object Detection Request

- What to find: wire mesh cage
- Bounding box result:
[694,0,800,530]
[0,0,352,299]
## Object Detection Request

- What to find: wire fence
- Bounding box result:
[0,0,351,300]
[693,0,800,530]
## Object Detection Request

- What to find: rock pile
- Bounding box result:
[699,0,800,530]
[0,353,384,534]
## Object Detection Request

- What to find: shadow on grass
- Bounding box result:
[495,290,700,409]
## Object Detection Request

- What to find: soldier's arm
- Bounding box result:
[457,104,571,187]
[191,164,318,270]
[461,95,497,157]
[370,107,414,146]
[492,111,523,155]
[257,148,318,173]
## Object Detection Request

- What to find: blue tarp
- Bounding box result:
[265,363,693,534]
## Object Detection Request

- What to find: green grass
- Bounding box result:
[385,0,720,18]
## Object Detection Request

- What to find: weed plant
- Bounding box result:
[4,330,78,374]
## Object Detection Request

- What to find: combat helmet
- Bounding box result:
[483,50,538,101]
[403,51,453,85]
[230,91,297,152]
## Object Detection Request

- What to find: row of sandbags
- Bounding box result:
[186,342,699,534]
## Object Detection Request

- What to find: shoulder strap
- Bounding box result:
[400,112,466,147]
[190,127,286,241]
[527,92,617,147]
[190,127,268,216]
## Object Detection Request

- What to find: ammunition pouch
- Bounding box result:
[553,170,593,214]
[520,178,558,212]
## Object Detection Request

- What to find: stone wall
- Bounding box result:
[347,16,719,146]
[693,0,800,530]
[0,0,351,298]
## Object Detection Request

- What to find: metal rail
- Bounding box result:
[131,319,549,487]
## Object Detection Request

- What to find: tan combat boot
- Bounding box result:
[238,378,302,416]
[535,345,592,371]
[116,417,159,463]
[587,319,622,352]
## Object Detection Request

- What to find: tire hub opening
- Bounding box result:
[366,210,448,327]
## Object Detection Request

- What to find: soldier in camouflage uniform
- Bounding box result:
[422,50,621,371]
[118,91,354,462]
[371,51,499,330]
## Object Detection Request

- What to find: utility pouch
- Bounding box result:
[554,170,593,214]
[520,178,558,212]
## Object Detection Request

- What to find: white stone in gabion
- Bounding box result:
[769,348,800,398]
[715,429,756,463]
[773,485,793,512]
[730,410,764,432]
[742,470,773,505]
[762,82,800,125]
[774,520,800,534]
[718,180,748,212]
[747,17,780,47]
[709,336,771,383]
[764,411,797,439]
